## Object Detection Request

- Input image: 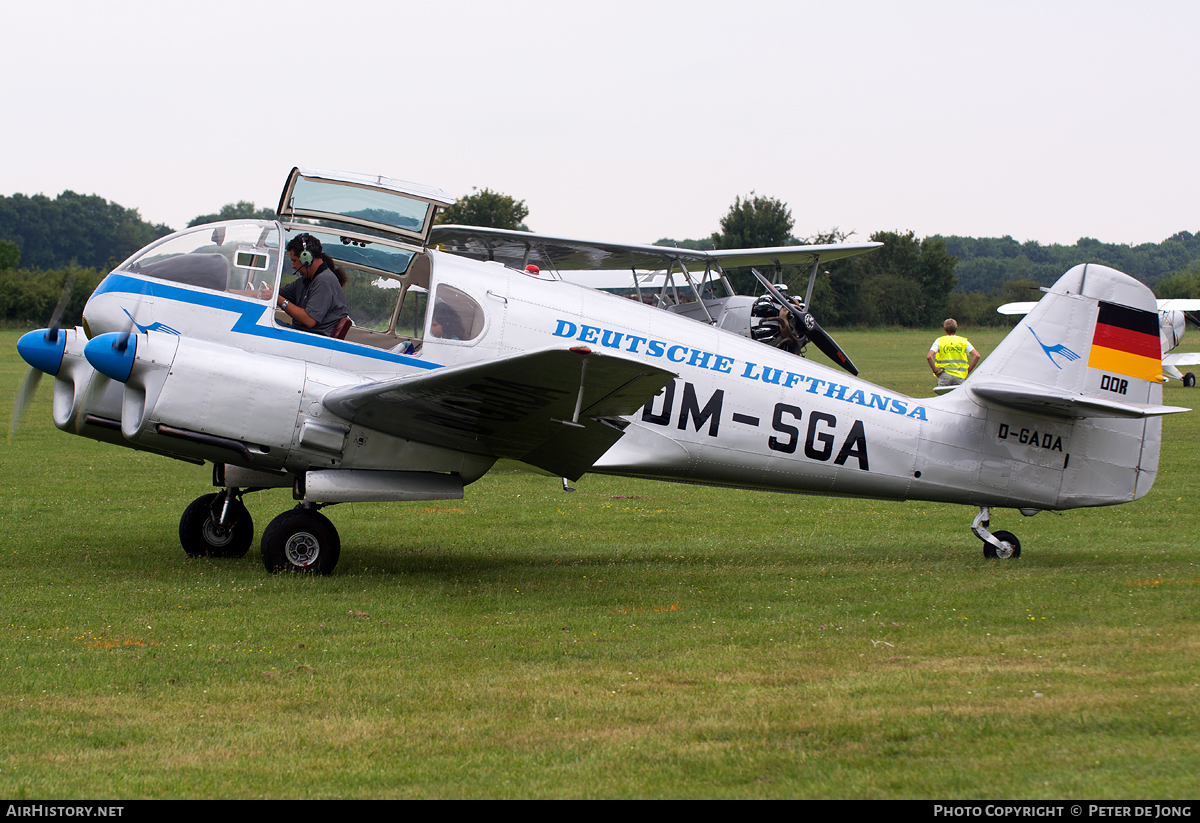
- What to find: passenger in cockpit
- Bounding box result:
[270,234,350,336]
[429,301,465,340]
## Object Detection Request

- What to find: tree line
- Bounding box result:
[3,186,1198,329]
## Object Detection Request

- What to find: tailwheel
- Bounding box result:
[982,530,1021,559]
[179,491,254,558]
[261,507,341,575]
[972,506,1022,560]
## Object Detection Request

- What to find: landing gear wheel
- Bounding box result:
[1184,372,1195,388]
[179,492,253,558]
[261,508,341,575]
[983,530,1021,559]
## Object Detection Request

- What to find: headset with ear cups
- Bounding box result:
[298,234,314,266]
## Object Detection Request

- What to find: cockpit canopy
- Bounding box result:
[276,167,455,247]
[118,220,281,294]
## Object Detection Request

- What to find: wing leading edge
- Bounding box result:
[323,348,676,480]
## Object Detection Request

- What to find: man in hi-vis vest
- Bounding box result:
[927,318,980,387]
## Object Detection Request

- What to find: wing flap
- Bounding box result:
[323,347,675,479]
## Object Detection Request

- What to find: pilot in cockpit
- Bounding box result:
[261,234,350,336]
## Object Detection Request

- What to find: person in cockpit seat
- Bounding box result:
[429,300,466,340]
[268,233,349,336]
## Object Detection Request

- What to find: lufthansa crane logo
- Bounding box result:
[1028,327,1080,369]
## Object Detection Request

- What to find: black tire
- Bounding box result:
[179,492,254,558]
[983,530,1021,559]
[260,508,341,575]
[1184,373,1195,388]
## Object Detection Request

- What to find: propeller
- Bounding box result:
[9,274,74,438]
[749,268,858,377]
[114,306,137,353]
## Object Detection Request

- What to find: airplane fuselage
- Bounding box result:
[17,168,1176,573]
[73,247,1149,514]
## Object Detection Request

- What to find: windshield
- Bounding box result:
[281,226,415,278]
[119,221,281,296]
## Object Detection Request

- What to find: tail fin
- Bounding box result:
[966,263,1188,506]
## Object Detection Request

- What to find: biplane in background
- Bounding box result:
[12,167,1189,574]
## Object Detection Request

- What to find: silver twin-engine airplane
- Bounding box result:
[12,167,1190,573]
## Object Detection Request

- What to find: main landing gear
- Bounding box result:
[971,506,1021,559]
[260,505,341,575]
[178,490,342,575]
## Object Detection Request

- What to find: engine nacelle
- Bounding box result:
[83,331,309,470]
[48,328,494,484]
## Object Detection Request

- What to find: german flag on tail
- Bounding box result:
[1087,301,1162,382]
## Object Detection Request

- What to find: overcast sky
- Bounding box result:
[5,0,1197,248]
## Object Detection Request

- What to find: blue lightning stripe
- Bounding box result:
[93,274,441,370]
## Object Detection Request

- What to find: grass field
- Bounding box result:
[1,326,1197,799]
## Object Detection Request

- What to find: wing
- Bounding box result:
[1157,299,1200,312]
[996,301,1039,316]
[1000,298,1200,316]
[429,225,880,273]
[323,347,675,480]
[1163,351,1200,367]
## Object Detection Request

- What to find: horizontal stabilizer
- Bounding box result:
[970,378,1189,419]
[322,347,675,480]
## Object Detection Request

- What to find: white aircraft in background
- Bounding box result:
[1000,297,1200,386]
[11,167,1189,574]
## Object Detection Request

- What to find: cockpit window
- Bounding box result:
[119,221,281,297]
[429,284,484,341]
[339,266,403,332]
[282,227,415,277]
[289,176,432,235]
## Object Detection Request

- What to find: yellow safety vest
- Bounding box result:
[934,336,971,379]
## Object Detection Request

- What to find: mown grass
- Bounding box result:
[1,327,1197,798]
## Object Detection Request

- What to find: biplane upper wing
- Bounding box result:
[322,347,675,480]
[429,225,880,273]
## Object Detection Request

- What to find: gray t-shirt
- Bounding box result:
[279,264,348,336]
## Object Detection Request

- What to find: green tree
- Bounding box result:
[0,239,19,270]
[709,193,796,294]
[0,264,103,327]
[436,188,529,230]
[187,201,277,228]
[653,237,714,251]
[1156,265,1200,299]
[0,191,171,270]
[814,231,958,327]
[710,193,793,250]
